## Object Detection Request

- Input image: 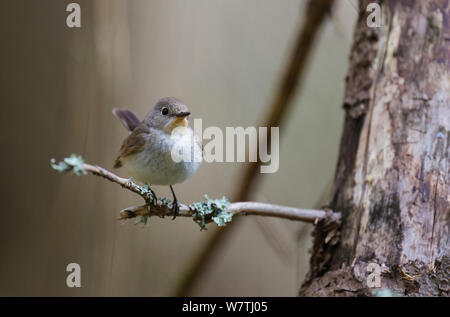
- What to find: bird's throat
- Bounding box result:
[165,117,188,133]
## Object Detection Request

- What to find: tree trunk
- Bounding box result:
[300,0,450,296]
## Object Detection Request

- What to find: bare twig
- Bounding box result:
[81,164,149,198]
[64,161,339,225]
[119,202,339,224]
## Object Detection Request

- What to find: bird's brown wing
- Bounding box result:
[114,124,149,168]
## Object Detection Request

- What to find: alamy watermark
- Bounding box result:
[366,262,381,288]
[66,3,81,28]
[66,263,81,288]
[366,2,384,28]
[170,119,280,174]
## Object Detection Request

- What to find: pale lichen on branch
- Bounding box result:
[50,154,340,230]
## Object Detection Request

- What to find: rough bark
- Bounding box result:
[300,0,450,296]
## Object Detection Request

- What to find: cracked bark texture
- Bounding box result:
[300,0,450,296]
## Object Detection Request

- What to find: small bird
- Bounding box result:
[112,97,202,219]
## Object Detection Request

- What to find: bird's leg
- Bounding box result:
[149,187,157,202]
[169,185,180,220]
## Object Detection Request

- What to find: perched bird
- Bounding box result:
[112,97,202,219]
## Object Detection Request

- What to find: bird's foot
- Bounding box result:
[171,199,180,220]
[169,185,179,220]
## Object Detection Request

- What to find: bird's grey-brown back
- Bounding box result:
[113,124,150,168]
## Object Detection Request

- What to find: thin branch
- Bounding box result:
[81,164,149,198]
[119,202,339,224]
[51,156,340,225]
[73,162,339,225]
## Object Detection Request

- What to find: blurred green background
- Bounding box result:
[0,0,356,296]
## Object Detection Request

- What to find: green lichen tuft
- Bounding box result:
[141,184,156,204]
[160,197,173,208]
[189,195,232,230]
[212,211,233,227]
[50,154,87,176]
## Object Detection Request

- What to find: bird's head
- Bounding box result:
[144,97,191,133]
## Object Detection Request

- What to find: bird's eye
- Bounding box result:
[162,107,169,115]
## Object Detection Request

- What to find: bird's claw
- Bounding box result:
[143,184,157,203]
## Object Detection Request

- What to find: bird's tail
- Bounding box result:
[112,108,141,132]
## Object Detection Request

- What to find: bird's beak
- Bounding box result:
[174,112,191,118]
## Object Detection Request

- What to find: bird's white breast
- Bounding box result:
[122,127,202,186]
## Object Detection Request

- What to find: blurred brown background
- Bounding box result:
[0,0,356,296]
